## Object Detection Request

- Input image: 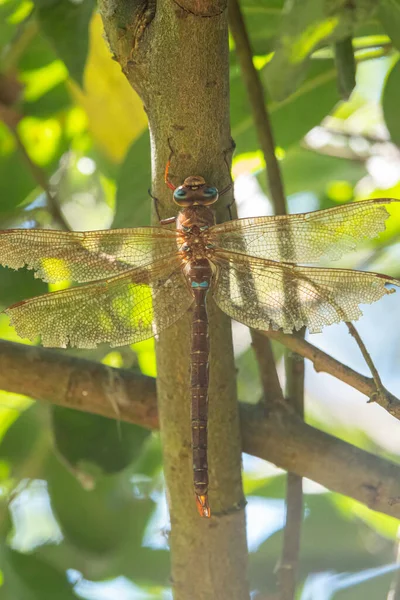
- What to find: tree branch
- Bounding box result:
[228,0,286,215]
[264,330,400,420]
[1,341,400,520]
[228,4,304,595]
[99,1,248,599]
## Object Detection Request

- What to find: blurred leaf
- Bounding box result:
[232,58,340,153]
[0,124,37,212]
[33,0,95,85]
[277,145,366,199]
[334,36,356,99]
[1,547,78,600]
[249,483,392,593]
[383,57,400,145]
[70,13,147,163]
[0,403,46,475]
[51,406,150,474]
[0,266,47,308]
[265,0,376,100]
[23,82,72,118]
[0,0,32,58]
[114,130,152,227]
[236,0,284,56]
[47,452,155,555]
[378,0,400,51]
[17,116,62,168]
[19,30,59,72]
[334,570,393,599]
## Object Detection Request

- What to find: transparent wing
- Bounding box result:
[5,258,193,348]
[0,227,179,283]
[210,198,399,263]
[212,251,399,334]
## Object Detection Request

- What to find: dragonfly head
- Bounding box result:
[173,176,219,207]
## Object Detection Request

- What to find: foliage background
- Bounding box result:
[1,0,400,598]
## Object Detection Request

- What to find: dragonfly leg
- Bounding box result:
[225,197,236,221]
[148,189,177,225]
[148,188,163,222]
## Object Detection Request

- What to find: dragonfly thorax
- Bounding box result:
[177,207,216,262]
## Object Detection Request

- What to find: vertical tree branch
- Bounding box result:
[99,2,249,599]
[228,2,303,597]
[228,0,286,215]
[387,528,400,600]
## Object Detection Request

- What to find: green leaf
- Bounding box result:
[0,404,46,474]
[334,36,356,99]
[264,0,377,100]
[378,0,400,51]
[0,125,38,213]
[382,57,400,146]
[1,548,78,600]
[0,266,47,309]
[23,82,72,118]
[115,130,152,227]
[231,58,339,153]
[33,0,95,85]
[51,406,150,474]
[47,452,155,555]
[235,0,284,55]
[249,481,391,593]
[278,145,366,199]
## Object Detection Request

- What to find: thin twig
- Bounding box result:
[11,127,68,229]
[263,329,400,420]
[251,330,284,403]
[387,528,400,600]
[229,2,303,596]
[0,108,69,230]
[346,322,387,405]
[228,0,286,216]
[276,337,305,599]
[229,0,284,415]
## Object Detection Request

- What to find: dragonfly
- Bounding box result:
[0,172,399,517]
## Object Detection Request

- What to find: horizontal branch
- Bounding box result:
[1,340,400,519]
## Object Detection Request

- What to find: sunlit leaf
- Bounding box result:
[70,13,147,163]
[33,0,95,85]
[0,124,37,212]
[264,0,376,100]
[382,57,400,146]
[378,0,400,51]
[232,58,340,152]
[114,130,151,227]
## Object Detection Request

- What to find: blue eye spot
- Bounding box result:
[203,187,218,197]
[174,188,187,199]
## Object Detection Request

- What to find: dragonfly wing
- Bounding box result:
[0,227,179,282]
[210,198,399,263]
[5,258,193,348]
[212,251,399,334]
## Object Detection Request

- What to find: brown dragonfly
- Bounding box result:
[0,176,399,517]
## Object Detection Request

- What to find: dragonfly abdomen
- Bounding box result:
[188,258,212,517]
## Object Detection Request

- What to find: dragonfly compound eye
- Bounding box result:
[203,187,218,199]
[173,188,187,201]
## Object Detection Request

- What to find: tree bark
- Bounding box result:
[99,2,249,599]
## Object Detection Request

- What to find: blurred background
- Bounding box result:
[1,0,400,598]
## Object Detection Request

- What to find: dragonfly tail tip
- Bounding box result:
[196,493,211,518]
